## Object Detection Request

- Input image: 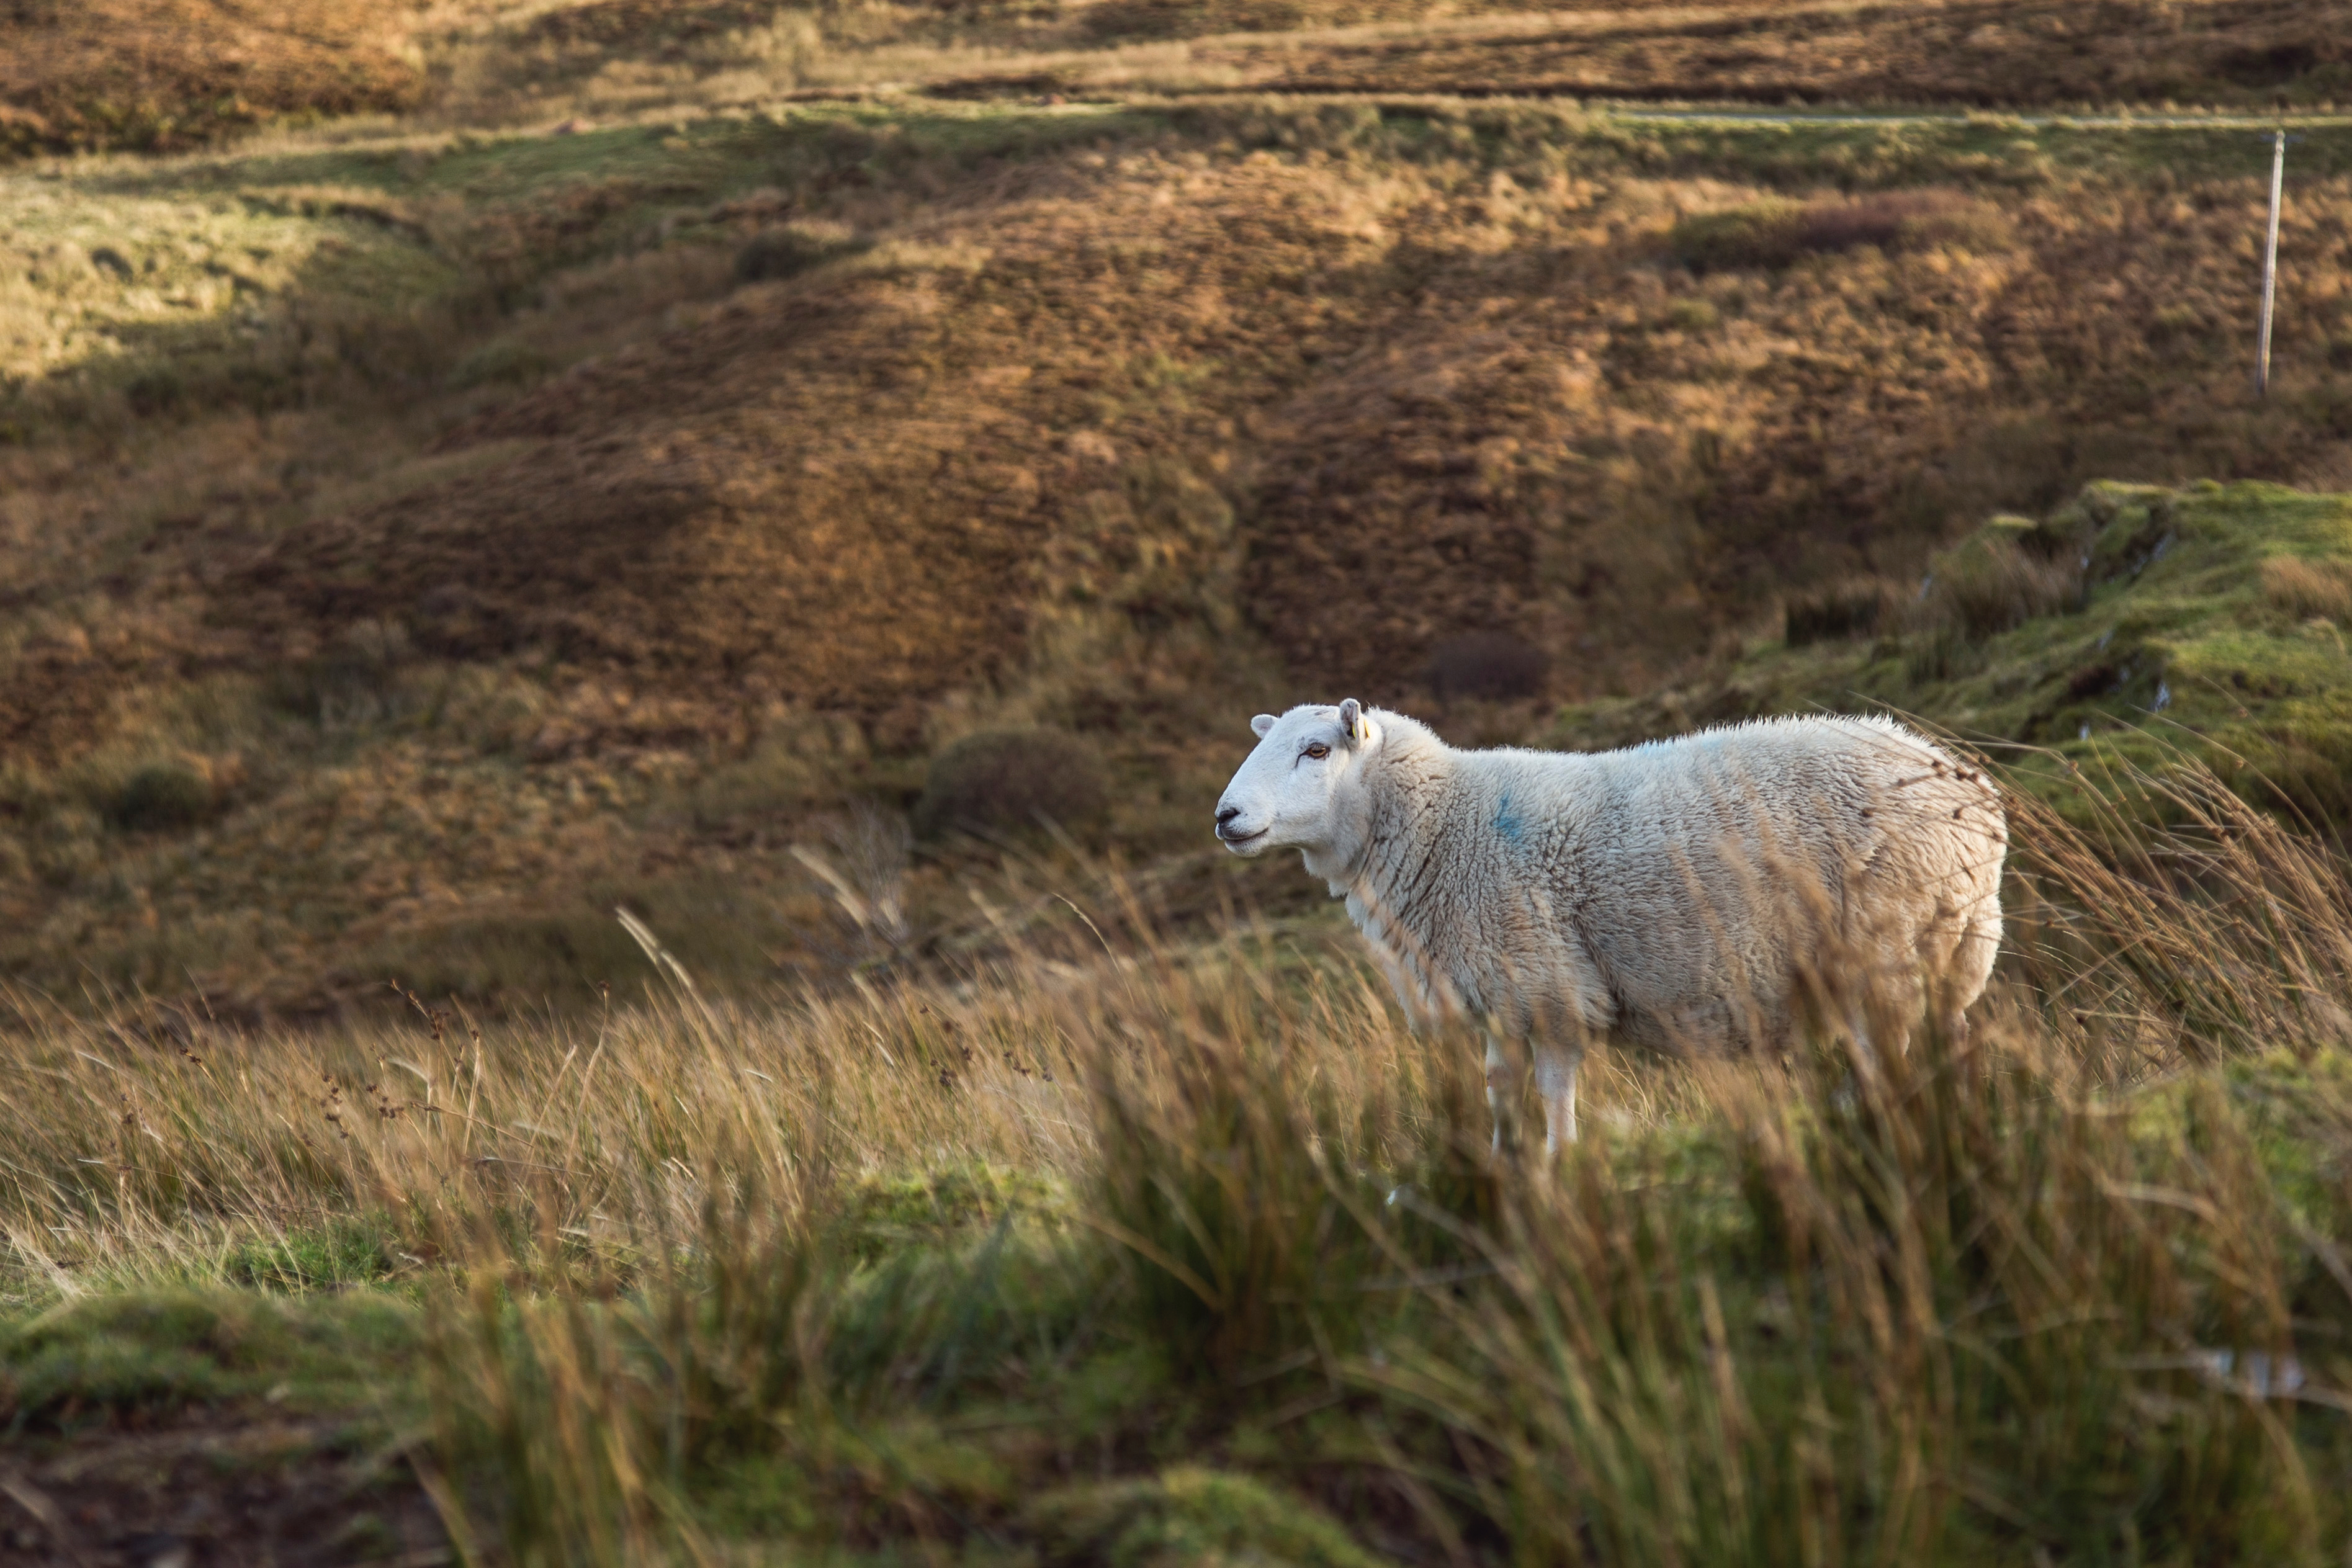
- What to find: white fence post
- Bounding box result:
[2256,128,2285,398]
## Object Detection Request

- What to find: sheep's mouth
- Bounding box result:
[1217,825,1268,847]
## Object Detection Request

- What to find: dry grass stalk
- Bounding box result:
[2264,553,2352,620]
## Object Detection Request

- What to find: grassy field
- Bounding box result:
[7,763,2352,1563]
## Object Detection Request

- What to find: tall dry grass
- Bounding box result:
[6,756,2352,1558]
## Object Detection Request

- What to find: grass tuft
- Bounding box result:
[2266,553,2352,621]
[1025,1466,1382,1567]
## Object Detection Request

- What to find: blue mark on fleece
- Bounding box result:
[1492,791,1525,846]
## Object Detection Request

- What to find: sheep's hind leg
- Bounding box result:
[1483,1033,1520,1156]
[1535,1039,1585,1155]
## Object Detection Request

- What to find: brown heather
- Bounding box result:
[12,1,2352,159]
[7,94,2352,1009]
[1088,0,2352,107]
[0,0,424,158]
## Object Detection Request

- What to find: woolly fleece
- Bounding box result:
[1216,706,2004,1057]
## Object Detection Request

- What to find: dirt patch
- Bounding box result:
[0,1413,442,1567]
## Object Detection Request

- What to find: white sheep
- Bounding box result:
[1214,701,2005,1152]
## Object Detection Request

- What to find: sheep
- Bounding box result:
[1213,701,2005,1153]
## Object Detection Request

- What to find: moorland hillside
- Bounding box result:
[4,4,2352,1014]
[13,0,2352,159]
[16,11,2352,1564]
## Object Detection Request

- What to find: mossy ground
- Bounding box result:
[1553,479,2352,827]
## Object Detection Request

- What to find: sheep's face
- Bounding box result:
[1214,701,1382,865]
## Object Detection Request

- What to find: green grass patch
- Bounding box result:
[1555,479,2352,825]
[0,1289,420,1433]
[1024,1466,1382,1567]
[224,1215,410,1292]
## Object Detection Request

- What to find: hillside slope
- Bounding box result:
[945,0,2352,109]
[13,1,2352,161]
[0,0,423,157]
[4,45,2352,1010]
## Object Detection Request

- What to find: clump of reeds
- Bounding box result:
[1921,521,2086,641]
[1889,516,2091,681]
[1367,1001,2338,1564]
[1999,753,2352,1062]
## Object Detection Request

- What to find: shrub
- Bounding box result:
[1919,521,2084,642]
[1663,297,1719,331]
[913,728,1106,841]
[1784,579,1898,647]
[103,761,216,833]
[1800,189,2014,255]
[1671,190,2014,273]
[734,225,864,285]
[1668,197,1810,272]
[1423,631,1550,702]
[268,618,417,727]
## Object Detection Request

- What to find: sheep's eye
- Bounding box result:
[1304,743,1330,760]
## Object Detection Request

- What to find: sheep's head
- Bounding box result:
[1214,700,1383,867]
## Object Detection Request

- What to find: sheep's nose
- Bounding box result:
[1216,805,1241,827]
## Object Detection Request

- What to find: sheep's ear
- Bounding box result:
[1250,713,1278,739]
[1339,698,1364,743]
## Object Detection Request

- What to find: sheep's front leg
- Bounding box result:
[1535,1039,1585,1155]
[1483,1032,1520,1155]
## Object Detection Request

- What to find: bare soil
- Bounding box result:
[0,1413,441,1568]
